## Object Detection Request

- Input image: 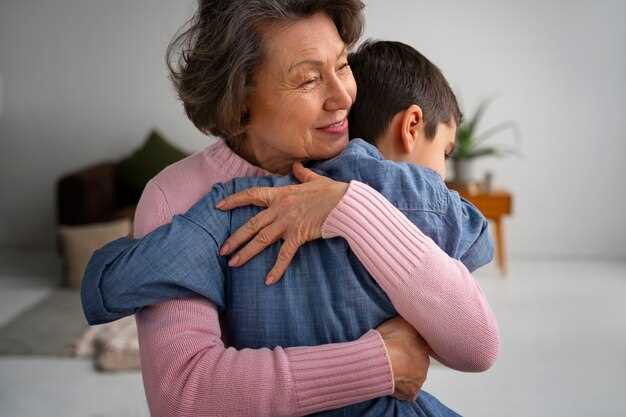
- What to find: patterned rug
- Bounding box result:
[0,288,141,371]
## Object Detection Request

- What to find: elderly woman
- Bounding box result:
[83,1,499,416]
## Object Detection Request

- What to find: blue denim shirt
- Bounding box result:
[82,139,492,417]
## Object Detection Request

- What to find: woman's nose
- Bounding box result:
[324,75,353,112]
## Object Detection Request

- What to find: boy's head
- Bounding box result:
[348,40,462,178]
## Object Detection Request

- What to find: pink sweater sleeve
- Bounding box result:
[133,181,394,417]
[322,181,501,372]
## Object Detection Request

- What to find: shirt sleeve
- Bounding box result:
[131,179,394,417]
[80,218,226,325]
[322,180,500,372]
[80,182,230,325]
[454,195,494,272]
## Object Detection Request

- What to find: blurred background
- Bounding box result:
[0,1,624,416]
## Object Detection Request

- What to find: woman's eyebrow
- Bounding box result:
[288,59,322,72]
[288,46,348,73]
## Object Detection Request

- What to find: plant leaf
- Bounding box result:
[473,121,522,148]
[465,147,500,159]
[466,145,521,159]
[453,95,521,160]
[465,97,494,138]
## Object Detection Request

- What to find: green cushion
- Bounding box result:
[118,130,188,200]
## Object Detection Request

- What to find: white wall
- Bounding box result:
[1,0,625,259]
[0,0,204,249]
[361,0,626,259]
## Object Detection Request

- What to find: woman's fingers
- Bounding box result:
[265,239,300,285]
[216,186,277,210]
[217,173,345,283]
[227,222,285,267]
[220,209,276,256]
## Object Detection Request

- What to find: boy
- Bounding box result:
[349,40,460,181]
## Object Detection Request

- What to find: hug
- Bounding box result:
[81,1,500,416]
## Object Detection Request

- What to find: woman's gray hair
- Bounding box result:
[166,0,364,150]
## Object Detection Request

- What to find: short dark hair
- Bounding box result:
[348,40,462,144]
[167,0,364,150]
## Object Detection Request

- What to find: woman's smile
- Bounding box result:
[316,117,349,135]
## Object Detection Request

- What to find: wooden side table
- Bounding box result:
[447,184,513,274]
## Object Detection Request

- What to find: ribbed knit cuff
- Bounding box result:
[322,180,436,284]
[285,329,394,416]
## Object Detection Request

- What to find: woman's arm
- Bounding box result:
[131,180,397,417]
[322,180,500,372]
[136,297,392,417]
[218,163,499,373]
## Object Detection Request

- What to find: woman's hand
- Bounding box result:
[376,316,432,402]
[216,161,349,285]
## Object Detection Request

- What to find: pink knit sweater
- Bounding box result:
[133,139,499,417]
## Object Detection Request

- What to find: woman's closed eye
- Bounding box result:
[336,62,350,73]
[299,77,320,89]
[298,63,349,89]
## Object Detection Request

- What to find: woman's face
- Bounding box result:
[242,12,357,174]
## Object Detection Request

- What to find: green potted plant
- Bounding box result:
[452,98,521,185]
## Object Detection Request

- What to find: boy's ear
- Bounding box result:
[400,104,423,153]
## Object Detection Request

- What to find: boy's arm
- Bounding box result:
[80,184,231,325]
[80,218,226,325]
[453,194,494,271]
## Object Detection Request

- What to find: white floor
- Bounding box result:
[0,250,625,417]
[426,260,626,417]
